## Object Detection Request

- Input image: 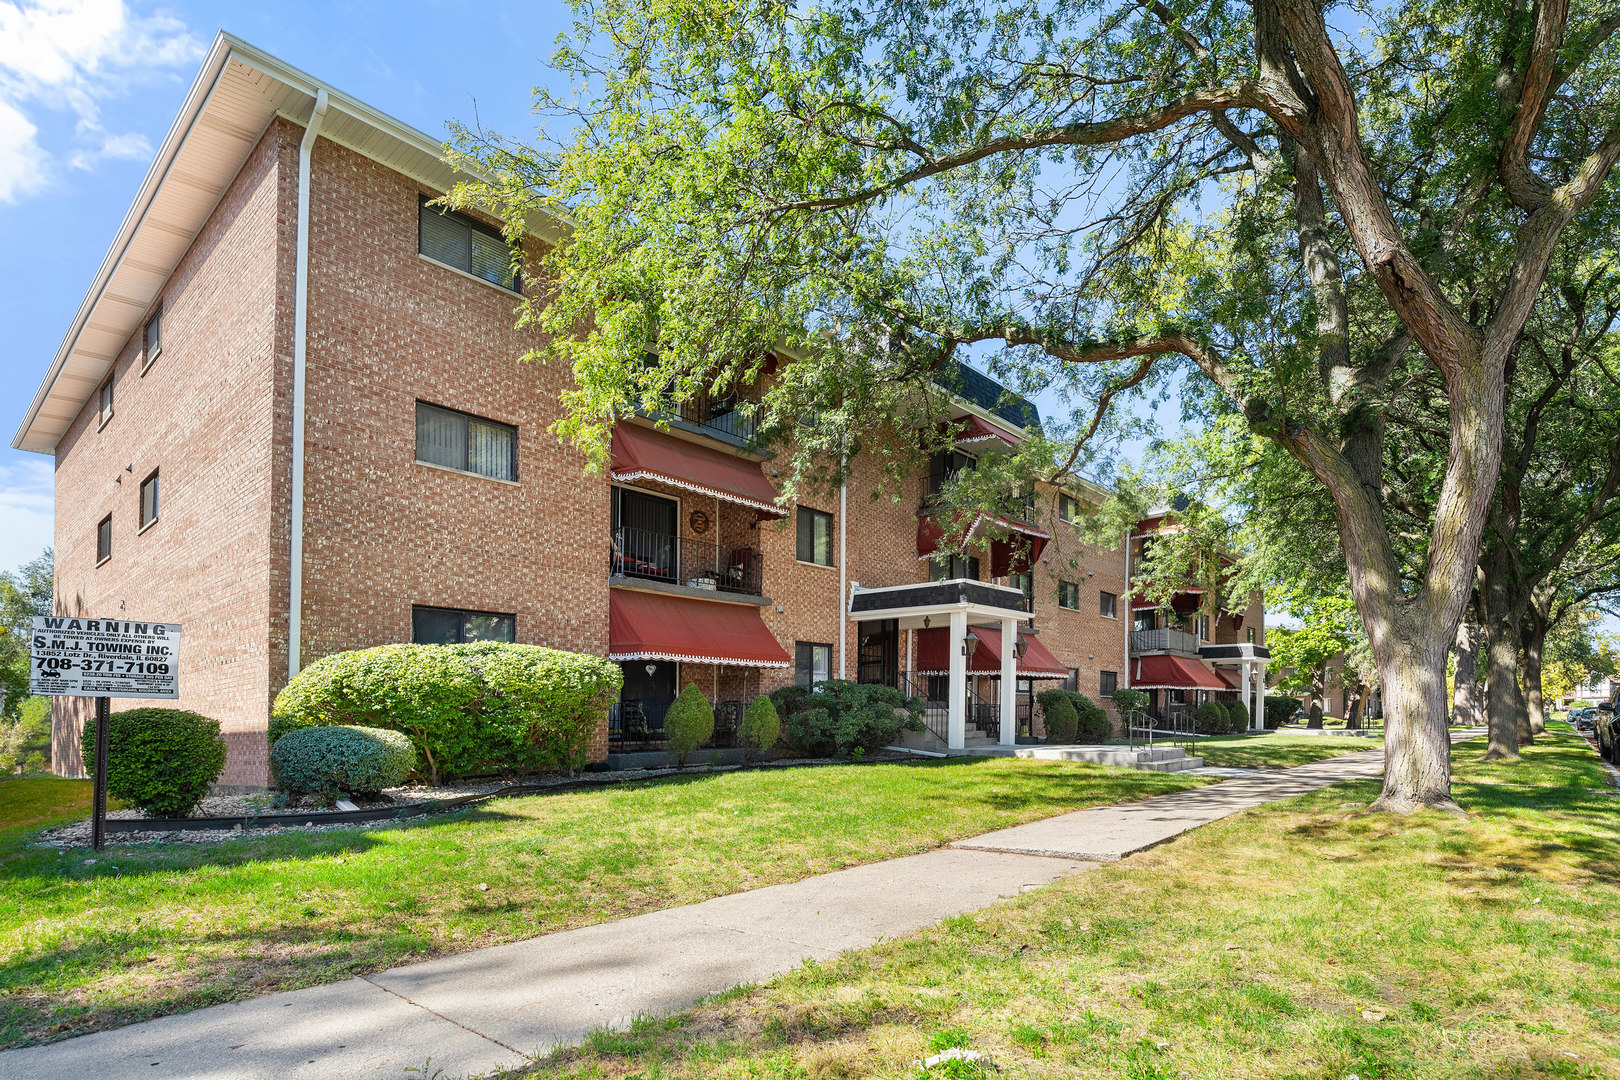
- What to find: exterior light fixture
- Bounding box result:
[963,630,980,657]
[1014,637,1029,660]
[923,615,931,628]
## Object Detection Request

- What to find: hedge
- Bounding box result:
[1226,699,1251,730]
[271,643,622,782]
[664,684,715,766]
[739,695,781,760]
[1194,701,1229,734]
[81,708,227,818]
[1036,689,1110,743]
[1036,690,1079,743]
[270,725,416,799]
[1264,696,1301,729]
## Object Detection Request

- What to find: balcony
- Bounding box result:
[641,391,759,448]
[610,526,764,597]
[1130,628,1202,655]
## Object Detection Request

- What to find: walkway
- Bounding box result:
[2,732,1482,1080]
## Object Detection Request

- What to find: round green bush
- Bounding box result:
[270,724,416,798]
[1194,701,1228,734]
[272,643,623,782]
[81,708,227,818]
[664,684,715,766]
[1226,699,1250,730]
[1264,696,1300,729]
[1038,691,1079,742]
[739,695,780,759]
[268,713,318,746]
[1066,692,1112,742]
[1110,688,1148,719]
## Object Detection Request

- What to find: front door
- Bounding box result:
[857,619,899,687]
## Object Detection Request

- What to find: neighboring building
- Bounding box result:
[15,36,1261,785]
[1568,676,1619,708]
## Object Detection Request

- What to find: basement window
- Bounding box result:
[412,606,516,645]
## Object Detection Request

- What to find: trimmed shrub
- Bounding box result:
[739,695,780,760]
[1068,692,1112,742]
[664,684,715,766]
[1038,691,1079,743]
[769,681,924,756]
[271,643,622,782]
[267,713,317,747]
[1111,688,1148,719]
[1194,701,1228,735]
[1226,699,1251,730]
[1264,696,1301,729]
[270,725,416,799]
[81,708,226,818]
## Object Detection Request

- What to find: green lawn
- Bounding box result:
[0,757,1211,1048]
[0,779,101,860]
[531,731,1620,1079]
[1194,731,1383,769]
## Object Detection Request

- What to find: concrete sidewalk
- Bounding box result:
[1,732,1481,1080]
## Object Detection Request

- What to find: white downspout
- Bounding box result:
[288,89,330,683]
[838,463,849,678]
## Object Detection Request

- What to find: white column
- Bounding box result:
[948,609,968,750]
[1242,660,1254,730]
[999,618,1018,745]
[1254,661,1267,730]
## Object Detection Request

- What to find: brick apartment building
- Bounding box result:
[14,35,1265,787]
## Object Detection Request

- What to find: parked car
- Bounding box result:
[1570,707,1595,731]
[1596,692,1620,763]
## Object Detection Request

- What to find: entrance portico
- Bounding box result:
[1200,643,1271,730]
[848,579,1031,749]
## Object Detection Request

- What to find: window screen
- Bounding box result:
[412,606,516,645]
[415,402,517,481]
[139,470,158,529]
[796,508,833,565]
[419,198,520,291]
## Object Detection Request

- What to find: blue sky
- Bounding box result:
[0,0,578,572]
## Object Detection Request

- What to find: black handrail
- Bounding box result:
[611,526,763,596]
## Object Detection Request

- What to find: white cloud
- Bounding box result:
[0,0,203,202]
[0,457,54,572]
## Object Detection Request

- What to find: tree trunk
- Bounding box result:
[1451,618,1482,727]
[1522,612,1547,736]
[1346,681,1365,729]
[1369,629,1461,813]
[1307,667,1326,729]
[1480,544,1524,759]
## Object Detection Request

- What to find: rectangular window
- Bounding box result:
[1064,667,1079,692]
[1100,670,1119,697]
[1059,492,1082,524]
[143,306,162,369]
[411,605,516,645]
[96,514,112,565]
[139,470,159,530]
[1010,571,1034,610]
[928,449,976,498]
[929,553,980,581]
[98,377,113,427]
[1133,609,1155,632]
[796,507,834,565]
[1099,590,1118,619]
[1247,627,1256,643]
[419,197,520,291]
[1195,614,1211,640]
[796,642,832,687]
[415,401,517,481]
[1058,581,1079,609]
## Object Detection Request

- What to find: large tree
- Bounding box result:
[450,0,1620,810]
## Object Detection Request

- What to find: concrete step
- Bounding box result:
[1135,755,1204,772]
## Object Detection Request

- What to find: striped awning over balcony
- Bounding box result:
[611,424,785,517]
[917,512,1051,574]
[609,589,791,668]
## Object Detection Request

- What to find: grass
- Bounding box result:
[1194,732,1383,769]
[0,778,105,860]
[0,756,1211,1048]
[528,730,1620,1080]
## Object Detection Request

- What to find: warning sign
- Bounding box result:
[29,617,181,699]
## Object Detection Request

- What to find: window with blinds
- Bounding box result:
[415,402,517,481]
[418,198,520,291]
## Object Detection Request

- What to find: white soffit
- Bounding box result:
[12,32,560,456]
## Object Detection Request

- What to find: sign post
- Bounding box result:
[29,617,182,852]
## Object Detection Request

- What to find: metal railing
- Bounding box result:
[898,672,1001,744]
[611,526,763,596]
[1129,628,1202,655]
[1126,705,1196,752]
[642,391,759,444]
[609,699,744,751]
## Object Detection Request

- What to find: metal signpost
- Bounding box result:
[29,617,182,850]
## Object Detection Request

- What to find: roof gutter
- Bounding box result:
[288,88,330,683]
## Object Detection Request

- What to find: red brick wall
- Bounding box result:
[50,123,291,783]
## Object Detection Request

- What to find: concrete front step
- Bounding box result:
[1135,755,1204,772]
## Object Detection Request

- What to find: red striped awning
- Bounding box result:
[950,415,1019,447]
[1215,667,1242,689]
[609,589,791,668]
[917,512,1051,572]
[1130,654,1227,691]
[611,424,785,518]
[913,627,1069,679]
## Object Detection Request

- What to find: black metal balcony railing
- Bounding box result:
[611,526,764,596]
[1130,628,1202,655]
[640,390,759,446]
[610,699,744,751]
